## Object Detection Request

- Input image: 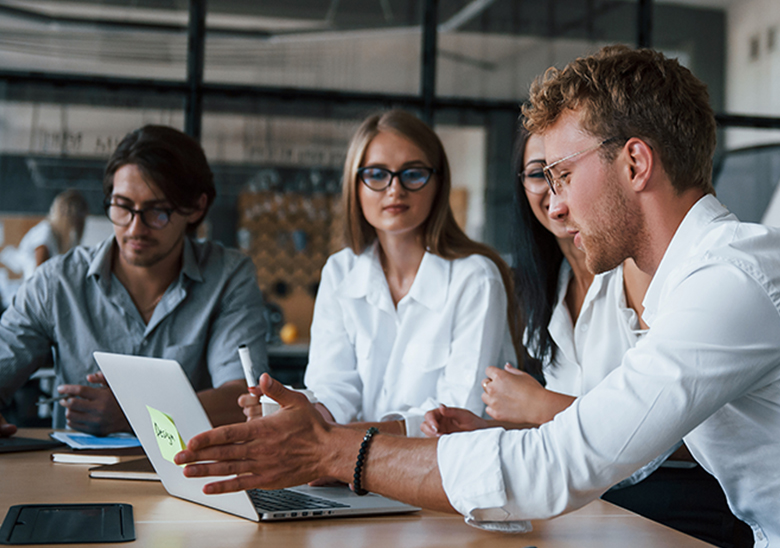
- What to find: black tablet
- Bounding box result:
[0,437,63,454]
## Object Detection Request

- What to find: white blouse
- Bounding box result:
[304,244,517,437]
[543,262,647,396]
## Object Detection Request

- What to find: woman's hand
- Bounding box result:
[420,404,488,437]
[482,364,574,426]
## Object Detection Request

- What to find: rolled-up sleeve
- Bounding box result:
[436,260,780,529]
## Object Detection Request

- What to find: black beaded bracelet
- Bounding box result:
[353,426,379,496]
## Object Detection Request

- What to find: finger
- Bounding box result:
[243,406,263,420]
[66,417,104,436]
[504,363,523,375]
[258,374,303,408]
[60,393,102,413]
[485,366,501,380]
[484,405,498,420]
[86,372,109,386]
[57,384,99,400]
[176,442,250,466]
[185,421,256,452]
[237,393,259,408]
[0,421,17,437]
[420,421,439,437]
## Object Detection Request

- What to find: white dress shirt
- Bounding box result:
[304,244,517,437]
[544,262,647,397]
[542,263,677,489]
[438,195,780,546]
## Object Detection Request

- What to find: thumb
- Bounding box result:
[258,373,300,408]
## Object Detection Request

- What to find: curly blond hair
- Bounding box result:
[522,45,716,195]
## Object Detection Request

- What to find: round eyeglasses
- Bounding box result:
[519,160,549,195]
[104,201,174,230]
[357,166,436,192]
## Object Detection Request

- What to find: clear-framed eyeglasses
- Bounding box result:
[357,166,436,192]
[104,200,174,229]
[519,160,549,195]
[542,137,619,195]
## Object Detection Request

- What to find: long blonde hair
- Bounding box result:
[49,189,88,253]
[341,109,525,370]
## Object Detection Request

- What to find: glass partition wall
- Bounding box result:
[1,0,775,339]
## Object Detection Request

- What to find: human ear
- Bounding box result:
[624,138,654,192]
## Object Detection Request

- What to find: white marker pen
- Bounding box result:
[238,345,257,387]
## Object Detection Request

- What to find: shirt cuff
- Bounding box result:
[438,428,531,533]
[379,411,426,438]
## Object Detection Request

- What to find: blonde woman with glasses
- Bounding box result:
[244,110,523,438]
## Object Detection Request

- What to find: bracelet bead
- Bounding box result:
[353,427,379,496]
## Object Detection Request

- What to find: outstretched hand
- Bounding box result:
[420,405,488,437]
[482,364,572,426]
[175,373,334,494]
[56,372,131,436]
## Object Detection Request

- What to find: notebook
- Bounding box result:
[89,458,160,481]
[93,351,420,522]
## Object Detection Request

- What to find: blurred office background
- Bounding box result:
[0,0,778,381]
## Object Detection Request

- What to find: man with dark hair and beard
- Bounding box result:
[0,125,267,436]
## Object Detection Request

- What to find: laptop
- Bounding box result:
[93,351,419,522]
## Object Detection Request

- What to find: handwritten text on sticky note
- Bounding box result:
[146,405,186,465]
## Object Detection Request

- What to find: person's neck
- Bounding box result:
[633,186,707,276]
[376,231,426,308]
[558,236,593,324]
[112,239,184,322]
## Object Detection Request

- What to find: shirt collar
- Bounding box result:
[406,251,450,311]
[642,194,732,325]
[180,236,204,283]
[338,243,383,300]
[86,236,117,292]
[86,235,203,289]
[337,242,451,311]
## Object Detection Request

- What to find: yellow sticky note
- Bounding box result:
[146,405,186,465]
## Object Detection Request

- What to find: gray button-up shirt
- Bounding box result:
[0,235,268,428]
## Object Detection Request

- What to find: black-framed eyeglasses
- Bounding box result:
[357,166,436,192]
[542,137,620,195]
[104,201,174,230]
[519,160,548,195]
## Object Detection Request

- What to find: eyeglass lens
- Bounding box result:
[359,167,433,191]
[520,161,548,194]
[106,204,171,229]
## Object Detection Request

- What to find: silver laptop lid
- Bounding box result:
[93,351,419,521]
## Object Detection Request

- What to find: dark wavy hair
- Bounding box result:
[103,125,215,234]
[512,120,563,374]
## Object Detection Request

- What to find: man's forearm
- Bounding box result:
[323,426,456,513]
[198,379,247,426]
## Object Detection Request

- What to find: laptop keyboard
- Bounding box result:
[248,489,350,513]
